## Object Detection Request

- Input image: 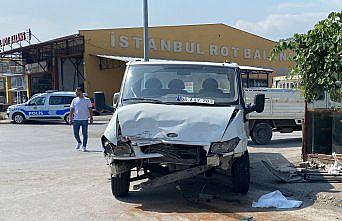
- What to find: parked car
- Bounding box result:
[7,91,75,124]
[101,60,265,198]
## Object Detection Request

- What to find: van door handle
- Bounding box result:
[64,105,69,107]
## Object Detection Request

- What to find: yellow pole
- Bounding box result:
[5,76,12,104]
[25,75,31,98]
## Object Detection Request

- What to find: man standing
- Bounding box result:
[70,87,93,152]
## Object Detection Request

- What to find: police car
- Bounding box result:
[7,91,76,124]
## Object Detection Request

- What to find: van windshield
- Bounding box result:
[122,64,240,106]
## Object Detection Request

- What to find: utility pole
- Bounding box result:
[143,0,149,61]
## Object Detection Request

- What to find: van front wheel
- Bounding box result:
[111,171,130,198]
[232,151,250,194]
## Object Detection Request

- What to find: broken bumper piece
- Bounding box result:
[133,165,212,190]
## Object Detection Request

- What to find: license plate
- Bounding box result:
[207,156,220,166]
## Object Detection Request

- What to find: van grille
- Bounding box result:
[141,144,205,165]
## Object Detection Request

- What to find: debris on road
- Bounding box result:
[299,161,310,169]
[328,153,342,175]
[316,192,342,208]
[240,216,256,221]
[262,160,342,183]
[277,163,297,173]
[261,160,304,183]
[133,165,212,190]
[252,190,302,209]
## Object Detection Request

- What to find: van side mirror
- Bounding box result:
[113,92,120,107]
[245,94,265,114]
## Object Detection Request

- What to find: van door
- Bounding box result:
[48,95,74,119]
[25,95,48,119]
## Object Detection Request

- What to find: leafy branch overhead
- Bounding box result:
[271,11,342,102]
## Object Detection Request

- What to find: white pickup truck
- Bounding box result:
[245,88,305,145]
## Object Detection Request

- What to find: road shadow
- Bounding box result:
[84,149,103,153]
[116,152,335,215]
[22,120,67,125]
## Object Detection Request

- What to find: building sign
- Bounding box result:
[0,29,32,51]
[109,32,290,62]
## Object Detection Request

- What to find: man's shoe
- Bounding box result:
[82,146,87,152]
[75,143,82,150]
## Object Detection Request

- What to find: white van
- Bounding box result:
[7,91,76,124]
[101,61,265,197]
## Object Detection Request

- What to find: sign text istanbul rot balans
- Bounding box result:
[0,29,32,48]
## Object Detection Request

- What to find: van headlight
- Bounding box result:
[113,142,133,156]
[210,137,240,154]
[103,138,134,157]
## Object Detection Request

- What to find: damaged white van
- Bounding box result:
[101,61,265,197]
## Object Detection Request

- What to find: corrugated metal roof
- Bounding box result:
[0,34,82,56]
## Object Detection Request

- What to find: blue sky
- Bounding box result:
[1,0,341,42]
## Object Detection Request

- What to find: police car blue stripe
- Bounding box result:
[56,109,70,115]
[16,108,69,116]
[19,109,49,116]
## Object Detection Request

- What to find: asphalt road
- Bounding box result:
[0,117,340,221]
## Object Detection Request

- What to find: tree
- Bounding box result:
[271,11,342,103]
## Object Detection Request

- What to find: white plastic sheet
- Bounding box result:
[252,190,302,209]
[328,152,342,175]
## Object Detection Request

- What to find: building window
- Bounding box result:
[11,76,26,89]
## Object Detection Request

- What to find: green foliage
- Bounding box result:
[271,11,342,102]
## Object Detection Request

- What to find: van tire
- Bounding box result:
[12,113,25,124]
[251,122,273,145]
[232,151,250,194]
[64,114,70,124]
[111,171,130,197]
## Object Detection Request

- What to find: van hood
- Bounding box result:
[107,103,236,146]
